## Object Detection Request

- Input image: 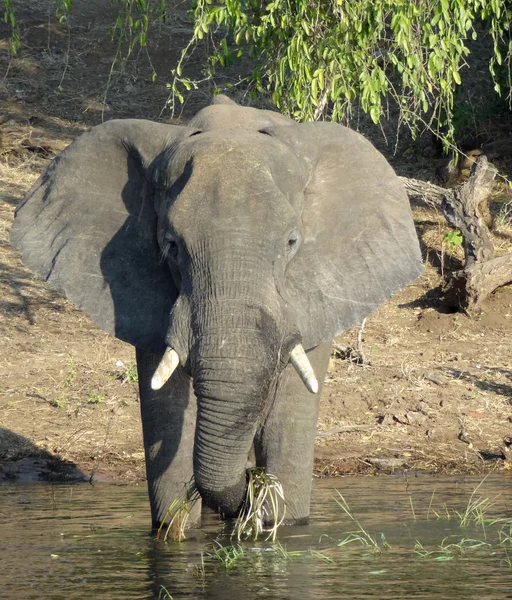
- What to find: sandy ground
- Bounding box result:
[1,1,511,485]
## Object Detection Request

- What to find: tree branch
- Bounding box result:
[399,158,511,312]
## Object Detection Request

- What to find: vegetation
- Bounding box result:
[116,362,139,384]
[233,467,286,541]
[3,0,166,77]
[158,483,200,541]
[195,479,512,578]
[87,390,105,404]
[157,468,285,542]
[204,541,245,570]
[333,490,390,552]
[413,537,492,560]
[179,0,512,142]
[4,0,512,142]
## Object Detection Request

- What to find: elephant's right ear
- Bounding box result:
[271,122,423,350]
[10,119,189,353]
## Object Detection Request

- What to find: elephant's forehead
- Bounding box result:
[177,130,304,185]
[167,134,301,235]
[189,102,293,131]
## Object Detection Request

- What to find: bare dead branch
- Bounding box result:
[400,157,511,312]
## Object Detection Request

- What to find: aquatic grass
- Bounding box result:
[496,520,512,547]
[333,490,390,553]
[198,478,509,575]
[456,497,492,536]
[503,548,512,569]
[202,538,336,571]
[158,483,200,542]
[413,539,455,561]
[309,548,335,563]
[195,483,512,581]
[270,539,305,560]
[204,541,245,570]
[425,476,499,537]
[232,468,286,542]
[336,532,389,552]
[428,501,453,521]
[426,489,436,520]
[455,479,500,538]
[414,537,492,561]
[408,495,417,521]
[441,538,492,554]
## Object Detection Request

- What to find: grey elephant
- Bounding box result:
[11,95,422,528]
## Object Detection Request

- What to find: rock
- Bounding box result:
[368,457,407,470]
[405,411,427,426]
[423,372,448,386]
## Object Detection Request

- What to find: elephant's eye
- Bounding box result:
[287,229,299,255]
[163,232,179,260]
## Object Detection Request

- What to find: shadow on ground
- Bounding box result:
[0,255,64,325]
[0,426,86,482]
[441,367,512,399]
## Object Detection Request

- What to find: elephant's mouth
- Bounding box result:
[149,342,318,393]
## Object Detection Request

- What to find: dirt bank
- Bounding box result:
[1,1,511,484]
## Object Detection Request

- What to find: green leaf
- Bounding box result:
[444,229,463,249]
[311,77,318,98]
[318,69,325,91]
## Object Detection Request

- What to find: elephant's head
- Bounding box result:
[11,96,422,516]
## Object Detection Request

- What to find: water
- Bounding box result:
[1,475,512,599]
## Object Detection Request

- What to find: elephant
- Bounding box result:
[10,95,422,529]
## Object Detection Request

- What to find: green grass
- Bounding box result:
[424,475,499,540]
[50,396,67,408]
[116,362,138,384]
[87,390,105,404]
[333,490,390,553]
[201,538,337,571]
[158,483,200,542]
[413,537,492,561]
[232,468,286,542]
[158,586,173,599]
[158,476,512,583]
[204,542,245,570]
[64,359,77,387]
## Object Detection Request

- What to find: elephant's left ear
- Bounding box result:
[10,119,189,353]
[272,122,423,349]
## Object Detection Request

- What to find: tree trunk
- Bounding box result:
[399,157,512,312]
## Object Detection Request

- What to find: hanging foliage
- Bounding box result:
[171,0,512,139]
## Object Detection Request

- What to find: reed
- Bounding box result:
[232,468,286,542]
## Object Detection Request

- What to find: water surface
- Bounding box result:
[1,475,511,599]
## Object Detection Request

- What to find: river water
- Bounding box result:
[1,474,511,599]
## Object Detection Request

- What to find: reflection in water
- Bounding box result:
[1,476,512,599]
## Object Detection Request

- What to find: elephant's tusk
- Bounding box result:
[151,347,180,390]
[289,344,319,394]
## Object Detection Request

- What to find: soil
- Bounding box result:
[1,1,511,485]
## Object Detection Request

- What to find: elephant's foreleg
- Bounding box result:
[255,343,331,524]
[136,348,201,529]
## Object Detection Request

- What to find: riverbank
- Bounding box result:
[1,0,511,484]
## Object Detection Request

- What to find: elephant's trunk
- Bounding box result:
[165,242,290,515]
[192,328,279,515]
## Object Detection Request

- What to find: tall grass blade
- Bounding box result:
[233,468,286,541]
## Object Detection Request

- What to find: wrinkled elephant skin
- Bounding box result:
[10,95,423,527]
